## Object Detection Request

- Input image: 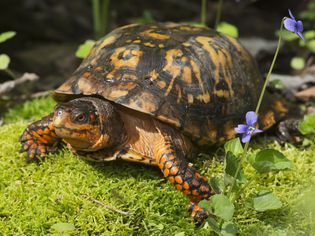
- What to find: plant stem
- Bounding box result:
[92,0,101,39]
[228,141,249,197]
[201,0,207,25]
[101,0,110,35]
[215,0,223,29]
[228,19,285,199]
[4,68,15,79]
[255,19,284,115]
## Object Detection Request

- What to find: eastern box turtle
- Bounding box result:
[20,23,287,221]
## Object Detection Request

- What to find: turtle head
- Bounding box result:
[53,97,124,151]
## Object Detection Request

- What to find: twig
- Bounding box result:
[0,73,39,96]
[17,90,51,101]
[85,195,129,216]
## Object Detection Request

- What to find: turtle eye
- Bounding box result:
[73,112,88,123]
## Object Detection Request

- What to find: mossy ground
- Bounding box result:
[0,97,314,235]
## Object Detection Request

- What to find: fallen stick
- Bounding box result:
[0,73,39,96]
[85,195,129,216]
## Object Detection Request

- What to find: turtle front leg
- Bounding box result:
[19,113,61,161]
[153,137,213,222]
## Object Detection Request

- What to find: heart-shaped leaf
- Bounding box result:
[224,138,243,156]
[250,149,294,173]
[250,190,283,212]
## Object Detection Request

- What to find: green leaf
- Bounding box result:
[306,39,315,53]
[199,199,211,212]
[217,22,239,38]
[0,31,16,43]
[206,217,221,234]
[290,57,305,70]
[210,176,224,194]
[210,194,235,221]
[250,149,294,173]
[251,190,283,212]
[221,222,238,236]
[51,223,75,233]
[225,152,247,184]
[224,138,243,156]
[299,113,315,135]
[75,40,95,59]
[0,54,10,70]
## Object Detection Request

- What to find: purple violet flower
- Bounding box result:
[284,9,305,40]
[235,111,263,143]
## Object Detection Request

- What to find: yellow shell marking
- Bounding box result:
[225,35,243,53]
[94,35,116,55]
[106,47,143,80]
[108,82,137,99]
[157,80,166,89]
[118,24,139,30]
[179,26,193,31]
[163,49,183,96]
[182,66,192,84]
[175,84,182,103]
[149,70,159,81]
[190,59,210,103]
[143,42,156,47]
[195,36,234,98]
[139,29,170,40]
[187,93,194,104]
[214,89,230,98]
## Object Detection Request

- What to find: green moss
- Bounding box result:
[0,98,314,235]
[4,96,55,123]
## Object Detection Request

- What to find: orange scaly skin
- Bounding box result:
[19,113,61,161]
[154,138,212,221]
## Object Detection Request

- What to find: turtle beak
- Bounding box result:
[53,106,69,128]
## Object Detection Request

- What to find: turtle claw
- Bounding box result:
[19,130,49,161]
[19,114,61,161]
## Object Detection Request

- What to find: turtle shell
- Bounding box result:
[53,23,263,145]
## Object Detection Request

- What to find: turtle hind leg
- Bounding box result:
[258,98,303,143]
[20,113,61,161]
[276,118,302,144]
[153,136,213,222]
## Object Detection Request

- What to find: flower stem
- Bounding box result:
[228,141,249,197]
[215,0,223,29]
[255,19,284,115]
[201,0,207,25]
[228,19,285,198]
